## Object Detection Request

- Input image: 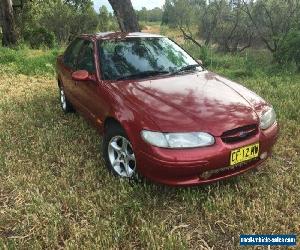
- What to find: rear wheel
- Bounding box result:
[59,85,74,113]
[103,124,137,178]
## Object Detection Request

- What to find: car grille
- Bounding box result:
[221,124,258,143]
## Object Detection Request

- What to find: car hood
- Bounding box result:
[111,71,267,136]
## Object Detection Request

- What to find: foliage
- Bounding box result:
[162,0,254,51]
[64,0,94,10]
[200,1,253,52]
[136,7,163,23]
[242,0,300,54]
[98,5,119,31]
[161,0,176,27]
[98,5,110,31]
[13,0,99,45]
[24,27,56,49]
[0,43,299,248]
[161,0,300,58]
[182,41,210,66]
[274,30,300,71]
[39,1,99,43]
[162,0,196,28]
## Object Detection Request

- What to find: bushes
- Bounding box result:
[38,1,99,44]
[182,42,210,66]
[24,28,56,49]
[275,31,300,71]
[0,46,60,76]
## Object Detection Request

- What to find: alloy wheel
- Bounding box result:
[60,88,67,110]
[108,135,136,177]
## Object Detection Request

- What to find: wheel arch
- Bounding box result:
[104,117,122,131]
[57,75,63,88]
[103,115,140,151]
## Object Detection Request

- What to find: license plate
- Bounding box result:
[230,143,259,166]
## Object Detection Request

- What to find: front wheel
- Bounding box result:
[103,125,137,178]
[59,85,74,113]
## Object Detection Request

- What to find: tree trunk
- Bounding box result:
[108,0,140,32]
[0,0,17,46]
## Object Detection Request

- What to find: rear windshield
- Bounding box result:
[99,37,201,80]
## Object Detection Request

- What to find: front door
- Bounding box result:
[75,40,106,128]
[61,38,85,108]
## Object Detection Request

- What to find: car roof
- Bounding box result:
[80,32,165,41]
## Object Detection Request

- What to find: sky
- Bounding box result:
[93,0,165,12]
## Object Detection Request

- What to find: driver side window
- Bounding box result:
[77,41,96,73]
[64,38,84,69]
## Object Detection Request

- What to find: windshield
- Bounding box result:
[99,37,202,80]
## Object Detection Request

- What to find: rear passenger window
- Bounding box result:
[77,41,96,73]
[64,38,84,69]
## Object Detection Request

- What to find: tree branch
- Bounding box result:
[179,26,202,48]
[239,34,252,52]
[241,0,275,52]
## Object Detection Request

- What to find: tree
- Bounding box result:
[1,0,99,46]
[148,7,163,22]
[162,0,300,57]
[0,0,17,46]
[19,0,99,45]
[98,5,118,31]
[137,7,148,22]
[108,0,140,32]
[198,0,224,46]
[162,0,202,47]
[64,0,93,10]
[275,30,300,70]
[241,0,300,54]
[203,0,253,52]
[98,5,110,31]
[161,0,174,25]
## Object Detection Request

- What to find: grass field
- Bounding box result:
[0,40,299,249]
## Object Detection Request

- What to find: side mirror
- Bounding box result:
[72,70,89,81]
[196,59,203,65]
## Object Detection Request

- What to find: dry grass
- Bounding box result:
[0,46,299,249]
[142,23,161,34]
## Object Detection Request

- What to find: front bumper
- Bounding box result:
[136,123,279,186]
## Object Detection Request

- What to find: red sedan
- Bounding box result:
[56,32,278,186]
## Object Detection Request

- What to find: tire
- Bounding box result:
[103,123,137,179]
[59,85,74,113]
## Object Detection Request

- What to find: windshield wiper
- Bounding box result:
[171,64,200,75]
[116,70,170,81]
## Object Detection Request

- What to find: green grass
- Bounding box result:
[0,46,61,76]
[0,44,299,249]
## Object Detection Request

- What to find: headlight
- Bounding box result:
[259,107,276,130]
[141,130,215,148]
